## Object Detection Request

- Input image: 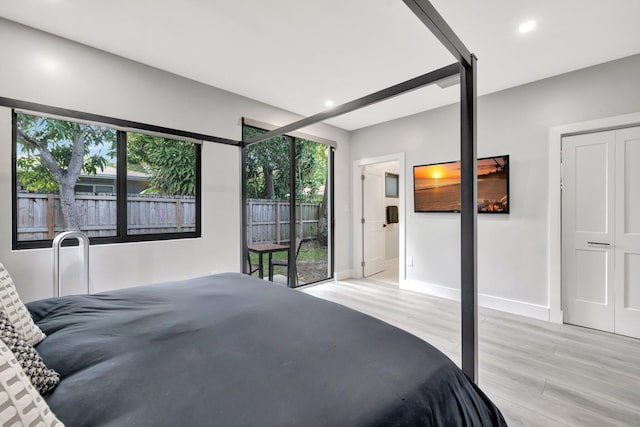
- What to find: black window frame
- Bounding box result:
[241,121,335,287]
[11,108,202,250]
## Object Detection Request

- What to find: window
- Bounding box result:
[242,123,334,287]
[13,111,201,249]
[126,133,198,236]
[75,184,115,194]
[385,172,399,198]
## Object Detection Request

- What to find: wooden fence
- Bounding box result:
[17,193,196,241]
[246,199,320,244]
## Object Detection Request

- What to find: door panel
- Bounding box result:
[575,143,609,233]
[562,131,615,332]
[623,254,640,310]
[622,134,640,233]
[614,127,640,339]
[362,167,385,277]
[575,249,608,304]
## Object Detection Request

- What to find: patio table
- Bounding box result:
[247,243,289,280]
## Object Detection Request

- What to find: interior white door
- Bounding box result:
[614,126,640,339]
[562,131,615,332]
[362,167,385,277]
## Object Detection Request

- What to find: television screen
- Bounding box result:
[413,155,509,213]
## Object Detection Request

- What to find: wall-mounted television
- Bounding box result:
[413,155,509,214]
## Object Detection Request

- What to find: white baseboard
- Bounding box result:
[479,293,550,321]
[334,270,353,281]
[402,279,460,301]
[401,279,550,321]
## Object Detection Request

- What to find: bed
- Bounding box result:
[27,273,505,426]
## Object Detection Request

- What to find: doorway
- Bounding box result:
[242,123,334,287]
[561,126,640,339]
[356,158,403,285]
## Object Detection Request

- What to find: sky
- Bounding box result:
[414,157,506,180]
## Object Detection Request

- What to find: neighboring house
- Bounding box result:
[16,165,151,194]
[74,166,151,194]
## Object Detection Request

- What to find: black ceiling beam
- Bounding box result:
[244,62,460,146]
[402,0,472,67]
[0,96,241,146]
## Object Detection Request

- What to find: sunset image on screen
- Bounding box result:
[414,156,508,213]
[414,162,460,189]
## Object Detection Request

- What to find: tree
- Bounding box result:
[243,126,291,199]
[17,115,197,235]
[244,127,328,202]
[127,133,196,195]
[316,171,329,246]
[17,114,115,231]
[296,139,329,245]
[295,138,327,203]
[243,126,329,244]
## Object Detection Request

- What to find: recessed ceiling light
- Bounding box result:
[324,100,334,108]
[518,20,536,34]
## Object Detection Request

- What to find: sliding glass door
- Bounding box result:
[294,138,331,284]
[242,122,333,287]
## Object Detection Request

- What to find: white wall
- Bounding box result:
[0,19,351,302]
[350,54,640,319]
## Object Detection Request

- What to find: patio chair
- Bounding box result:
[269,238,302,284]
[246,252,260,276]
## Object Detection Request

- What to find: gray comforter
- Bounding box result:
[28,273,505,426]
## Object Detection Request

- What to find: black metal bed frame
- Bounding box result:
[243,0,478,382]
[0,0,478,382]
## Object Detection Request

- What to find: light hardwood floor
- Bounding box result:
[301,278,640,427]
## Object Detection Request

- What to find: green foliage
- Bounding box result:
[17,114,116,192]
[244,126,327,202]
[295,138,328,202]
[244,126,291,199]
[17,115,196,197]
[127,133,196,196]
[16,155,58,192]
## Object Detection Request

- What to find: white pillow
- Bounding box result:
[0,263,46,346]
[0,340,64,426]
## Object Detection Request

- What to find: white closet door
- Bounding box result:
[562,131,615,332]
[614,126,640,339]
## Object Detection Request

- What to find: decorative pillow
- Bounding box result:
[0,341,64,426]
[0,262,46,346]
[0,312,60,394]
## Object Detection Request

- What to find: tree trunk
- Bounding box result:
[58,178,80,231]
[264,166,275,199]
[18,123,88,234]
[317,173,329,246]
[46,128,86,232]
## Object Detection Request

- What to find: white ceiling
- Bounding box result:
[1,0,639,131]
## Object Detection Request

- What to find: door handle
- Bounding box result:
[587,242,611,246]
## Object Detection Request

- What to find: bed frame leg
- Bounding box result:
[460,54,478,384]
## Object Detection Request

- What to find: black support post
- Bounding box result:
[289,137,297,288]
[329,147,335,280]
[402,0,473,67]
[240,119,249,274]
[460,55,478,383]
[116,131,128,239]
